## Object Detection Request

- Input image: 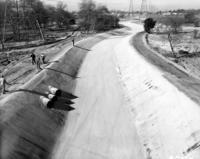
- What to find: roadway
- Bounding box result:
[52,22,200,159]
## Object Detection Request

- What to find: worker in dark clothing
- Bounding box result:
[41,54,46,64]
[0,75,11,94]
[72,38,75,46]
[36,56,41,70]
[31,53,36,65]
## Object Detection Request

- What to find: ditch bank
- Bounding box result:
[133,32,193,78]
[0,35,107,159]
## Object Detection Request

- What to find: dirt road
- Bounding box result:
[53,22,200,159]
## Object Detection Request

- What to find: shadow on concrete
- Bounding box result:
[46,60,60,64]
[45,68,80,79]
[9,72,36,84]
[10,89,47,97]
[36,68,43,74]
[43,60,60,67]
[53,104,75,111]
[9,78,25,85]
[9,89,78,99]
[61,91,78,99]
[9,89,76,112]
[74,45,91,51]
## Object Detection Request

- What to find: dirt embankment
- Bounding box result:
[147,32,200,79]
[132,32,200,105]
[0,35,107,159]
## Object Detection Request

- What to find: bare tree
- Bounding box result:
[55,1,73,28]
[157,16,185,57]
[167,33,176,57]
[79,0,96,32]
[161,16,185,33]
[78,1,119,32]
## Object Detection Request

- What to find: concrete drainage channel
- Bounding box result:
[0,34,109,159]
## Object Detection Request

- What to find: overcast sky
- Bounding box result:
[44,0,200,11]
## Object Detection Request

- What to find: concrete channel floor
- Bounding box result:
[52,22,200,159]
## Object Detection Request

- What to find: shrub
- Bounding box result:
[144,18,156,33]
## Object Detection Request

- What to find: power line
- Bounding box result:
[140,0,148,14]
[128,0,134,16]
[139,0,149,20]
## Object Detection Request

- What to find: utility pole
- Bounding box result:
[128,0,134,17]
[36,20,45,41]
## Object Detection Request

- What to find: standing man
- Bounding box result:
[36,56,41,70]
[0,75,11,94]
[41,54,46,64]
[72,38,75,46]
[31,52,36,65]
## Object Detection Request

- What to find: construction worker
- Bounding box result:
[36,56,41,70]
[41,54,46,64]
[0,75,11,94]
[30,52,36,65]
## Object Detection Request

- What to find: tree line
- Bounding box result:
[0,0,75,42]
[79,0,119,32]
[0,0,119,43]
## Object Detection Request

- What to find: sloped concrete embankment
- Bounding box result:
[0,36,106,159]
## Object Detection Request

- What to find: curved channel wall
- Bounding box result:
[0,35,107,159]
